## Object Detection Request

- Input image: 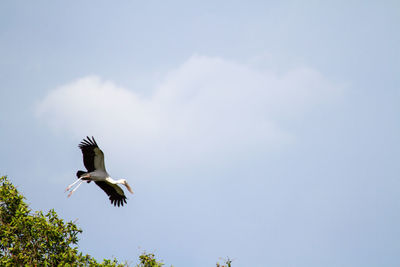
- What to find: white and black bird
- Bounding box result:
[65,136,134,207]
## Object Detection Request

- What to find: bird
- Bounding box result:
[65,136,134,207]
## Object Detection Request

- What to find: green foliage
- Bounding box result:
[0,176,124,266]
[136,252,164,267]
[0,176,230,266]
[216,258,233,267]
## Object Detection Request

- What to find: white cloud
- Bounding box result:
[36,55,340,169]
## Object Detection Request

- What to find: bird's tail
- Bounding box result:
[76,170,86,178]
[76,170,91,183]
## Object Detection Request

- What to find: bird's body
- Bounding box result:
[65,136,133,207]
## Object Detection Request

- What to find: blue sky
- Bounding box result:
[1,1,399,266]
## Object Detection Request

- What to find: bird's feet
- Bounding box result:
[65,178,84,197]
[65,185,72,192]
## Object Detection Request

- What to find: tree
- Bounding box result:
[136,252,164,267]
[0,176,230,266]
[216,257,233,267]
[0,175,124,266]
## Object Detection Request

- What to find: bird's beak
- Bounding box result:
[124,181,134,194]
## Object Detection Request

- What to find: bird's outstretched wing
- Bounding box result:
[78,136,106,172]
[95,181,127,207]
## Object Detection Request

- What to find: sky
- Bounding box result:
[0,1,399,266]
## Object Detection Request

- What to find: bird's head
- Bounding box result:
[121,179,134,194]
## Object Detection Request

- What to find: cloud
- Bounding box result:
[36,55,339,169]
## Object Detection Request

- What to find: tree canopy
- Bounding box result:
[0,176,232,266]
[0,176,166,266]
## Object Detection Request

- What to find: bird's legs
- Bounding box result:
[67,180,84,198]
[65,174,91,192]
[65,174,92,197]
[65,177,83,192]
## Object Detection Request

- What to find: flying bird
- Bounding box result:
[65,136,134,207]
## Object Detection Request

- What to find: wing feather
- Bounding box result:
[78,136,106,172]
[95,181,127,207]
